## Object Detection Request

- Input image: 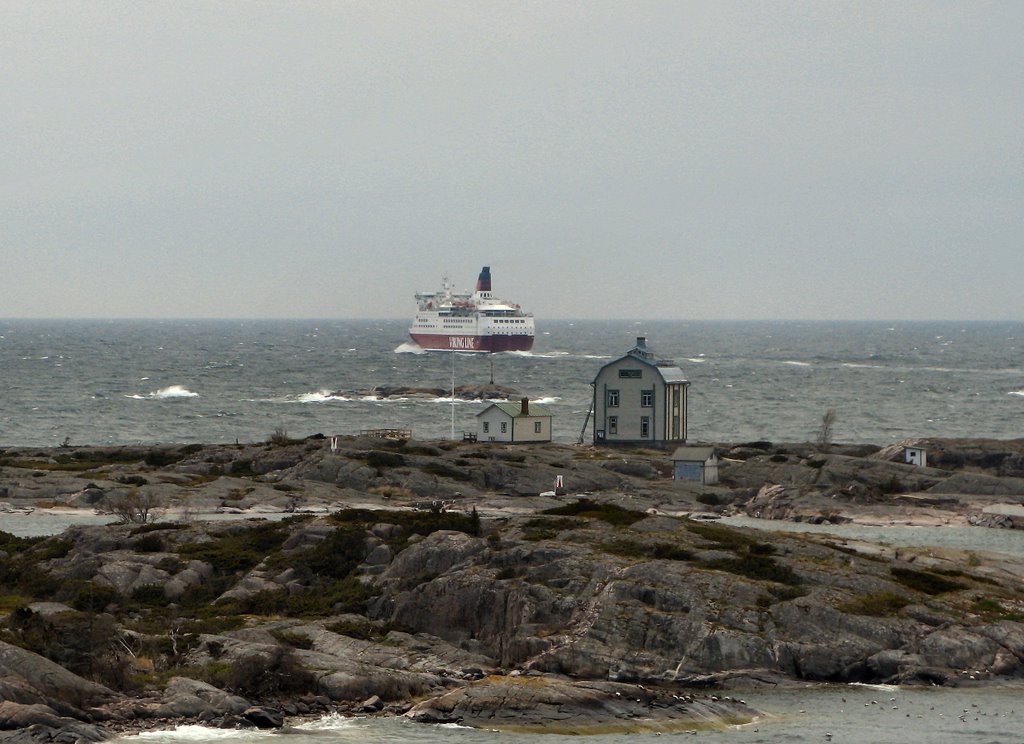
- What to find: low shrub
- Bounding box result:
[270,628,314,649]
[840,591,910,616]
[116,475,149,486]
[703,554,802,586]
[971,598,1024,622]
[329,507,481,541]
[133,534,165,553]
[600,539,694,562]
[69,582,121,612]
[420,461,472,481]
[366,450,406,469]
[176,522,288,574]
[521,517,582,542]
[130,584,171,607]
[890,567,965,595]
[541,499,646,527]
[225,647,316,697]
[325,618,397,642]
[684,521,761,551]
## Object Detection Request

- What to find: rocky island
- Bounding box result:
[1,435,1023,741]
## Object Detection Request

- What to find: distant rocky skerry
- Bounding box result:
[1,435,1024,741]
[349,383,521,400]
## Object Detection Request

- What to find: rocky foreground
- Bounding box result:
[1,435,1024,740]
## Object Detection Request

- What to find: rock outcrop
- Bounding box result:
[2,436,1024,740]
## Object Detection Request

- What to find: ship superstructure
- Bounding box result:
[409,266,535,352]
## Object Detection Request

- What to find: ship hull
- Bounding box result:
[410,333,534,353]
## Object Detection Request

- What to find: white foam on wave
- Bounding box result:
[509,350,611,360]
[1010,390,1024,397]
[687,357,707,363]
[394,342,426,354]
[295,390,351,403]
[842,363,884,369]
[783,360,812,367]
[126,385,198,400]
[533,396,561,405]
[155,385,198,399]
[430,397,487,404]
[123,724,278,741]
[295,712,359,731]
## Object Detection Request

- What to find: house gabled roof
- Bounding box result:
[671,446,717,462]
[594,337,689,385]
[476,401,553,419]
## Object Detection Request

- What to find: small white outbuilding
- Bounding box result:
[476,398,553,443]
[671,446,719,485]
[904,446,928,467]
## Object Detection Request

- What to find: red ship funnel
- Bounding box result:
[476,266,491,292]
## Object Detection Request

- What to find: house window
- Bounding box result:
[483,421,490,433]
[619,369,642,378]
[608,416,618,434]
[640,416,650,438]
[641,389,653,407]
[607,389,620,407]
[500,421,508,433]
[534,421,542,433]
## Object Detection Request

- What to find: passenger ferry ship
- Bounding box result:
[409,266,535,352]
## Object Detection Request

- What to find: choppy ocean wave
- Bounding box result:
[126,385,199,400]
[2,319,1022,446]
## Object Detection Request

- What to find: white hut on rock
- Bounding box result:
[904,446,927,467]
[672,446,719,485]
[476,398,553,443]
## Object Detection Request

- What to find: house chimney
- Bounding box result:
[636,336,647,348]
[520,397,529,415]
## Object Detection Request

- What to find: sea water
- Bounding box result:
[113,685,1024,744]
[1,319,1021,447]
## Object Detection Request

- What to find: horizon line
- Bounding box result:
[1,316,1022,324]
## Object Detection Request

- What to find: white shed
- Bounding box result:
[672,446,719,485]
[904,446,927,467]
[476,398,553,443]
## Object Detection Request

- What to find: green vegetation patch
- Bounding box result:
[0,458,101,472]
[270,628,314,649]
[971,598,1024,623]
[129,522,188,536]
[600,539,694,562]
[839,591,911,616]
[0,531,40,555]
[702,554,802,586]
[265,524,368,579]
[325,617,401,642]
[420,461,473,481]
[890,567,965,595]
[365,451,406,469]
[684,521,767,552]
[222,577,375,618]
[522,517,583,542]
[329,507,481,542]
[176,521,289,574]
[541,499,646,527]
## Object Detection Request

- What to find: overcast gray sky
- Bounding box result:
[2,1,1022,320]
